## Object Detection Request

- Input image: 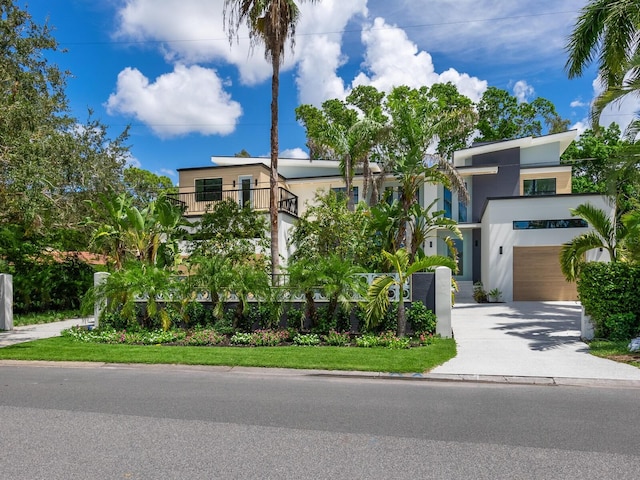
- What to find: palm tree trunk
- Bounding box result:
[270,52,280,284]
[396,298,407,337]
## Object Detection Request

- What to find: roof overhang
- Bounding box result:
[453,130,578,166]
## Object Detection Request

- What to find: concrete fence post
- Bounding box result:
[93,272,110,328]
[580,307,594,341]
[0,273,14,331]
[434,267,452,338]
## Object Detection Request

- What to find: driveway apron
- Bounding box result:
[431,301,640,380]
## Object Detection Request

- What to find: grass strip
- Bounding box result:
[13,310,83,327]
[0,336,456,373]
[589,340,640,368]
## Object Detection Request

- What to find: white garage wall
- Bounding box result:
[481,194,612,302]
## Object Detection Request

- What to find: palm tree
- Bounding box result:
[365,249,456,337]
[560,203,624,281]
[224,0,318,282]
[566,0,640,89]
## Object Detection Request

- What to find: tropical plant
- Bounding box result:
[91,263,175,331]
[559,202,637,282]
[383,85,471,251]
[87,191,188,270]
[365,249,456,337]
[224,0,318,281]
[296,95,388,209]
[565,0,640,95]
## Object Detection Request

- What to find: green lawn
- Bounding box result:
[589,340,640,369]
[0,336,456,373]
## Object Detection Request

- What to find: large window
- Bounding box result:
[523,178,556,196]
[195,178,222,202]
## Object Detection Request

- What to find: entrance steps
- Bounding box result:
[454,280,475,304]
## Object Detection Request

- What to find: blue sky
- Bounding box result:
[24,1,635,184]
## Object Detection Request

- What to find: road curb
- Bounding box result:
[2,360,640,388]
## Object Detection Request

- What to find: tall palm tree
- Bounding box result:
[224,0,317,282]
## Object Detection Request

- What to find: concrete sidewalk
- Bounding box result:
[0,318,91,348]
[431,301,640,381]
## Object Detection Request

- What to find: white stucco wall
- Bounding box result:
[480,194,612,302]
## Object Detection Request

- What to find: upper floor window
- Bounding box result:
[443,188,452,219]
[458,201,468,223]
[523,178,556,196]
[195,178,222,202]
[332,186,359,204]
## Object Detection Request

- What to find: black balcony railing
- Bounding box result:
[169,187,298,217]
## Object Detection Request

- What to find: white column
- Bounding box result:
[435,267,452,338]
[581,307,594,341]
[0,274,13,331]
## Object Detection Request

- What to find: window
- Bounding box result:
[523,178,556,196]
[443,188,452,219]
[513,219,588,230]
[332,186,359,204]
[458,201,468,223]
[195,178,222,202]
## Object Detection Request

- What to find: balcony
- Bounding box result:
[169,186,298,217]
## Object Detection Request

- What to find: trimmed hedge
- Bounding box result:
[577,262,640,339]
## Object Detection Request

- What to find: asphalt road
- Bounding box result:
[1,364,639,479]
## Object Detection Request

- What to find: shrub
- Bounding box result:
[181,329,226,346]
[578,262,640,339]
[407,302,437,334]
[473,282,488,303]
[355,334,379,348]
[286,306,305,332]
[604,313,638,341]
[230,332,253,345]
[323,329,351,346]
[293,333,320,346]
[377,331,411,349]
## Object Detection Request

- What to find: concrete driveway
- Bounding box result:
[431,301,640,381]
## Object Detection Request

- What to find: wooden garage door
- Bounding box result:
[513,246,578,301]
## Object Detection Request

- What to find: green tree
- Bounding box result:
[365,249,455,337]
[561,124,625,194]
[190,198,268,261]
[383,85,471,252]
[296,87,389,207]
[224,0,318,282]
[1,3,130,235]
[474,87,566,142]
[288,190,370,266]
[123,167,176,205]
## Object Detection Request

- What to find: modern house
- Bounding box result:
[175,130,611,302]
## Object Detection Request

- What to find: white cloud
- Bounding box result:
[105,64,242,138]
[159,168,178,180]
[280,147,309,159]
[570,119,589,137]
[512,80,534,103]
[294,0,368,105]
[366,0,585,68]
[124,152,141,169]
[570,99,589,108]
[115,0,273,85]
[352,17,487,102]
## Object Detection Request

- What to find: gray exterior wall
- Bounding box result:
[471,147,521,223]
